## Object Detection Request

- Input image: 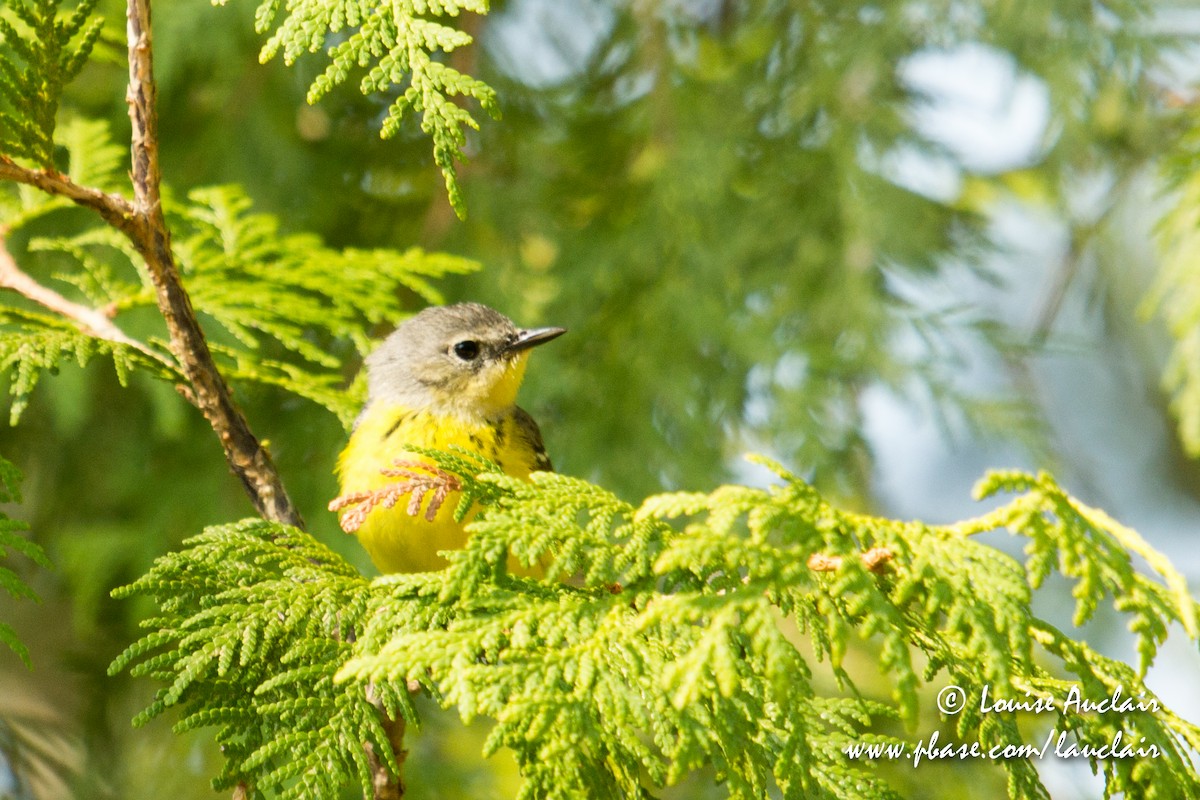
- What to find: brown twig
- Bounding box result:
[122,0,302,528]
[365,686,408,800]
[124,0,394,788]
[0,155,138,234]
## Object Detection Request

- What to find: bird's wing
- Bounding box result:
[512,406,553,472]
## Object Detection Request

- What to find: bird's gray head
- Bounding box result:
[363,303,565,420]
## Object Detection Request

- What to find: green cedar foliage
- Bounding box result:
[112,450,1200,800]
[0,453,49,668]
[0,119,478,427]
[111,521,403,799]
[221,0,500,217]
[0,0,103,166]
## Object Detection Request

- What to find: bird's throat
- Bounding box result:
[437,352,530,421]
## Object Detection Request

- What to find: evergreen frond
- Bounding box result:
[52,115,127,192]
[116,459,1200,798]
[972,470,1200,672]
[1030,619,1200,799]
[29,227,145,307]
[224,0,499,217]
[0,308,176,423]
[0,453,48,668]
[0,0,104,166]
[109,519,405,799]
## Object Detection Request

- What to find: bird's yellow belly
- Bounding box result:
[336,404,533,573]
[356,495,473,574]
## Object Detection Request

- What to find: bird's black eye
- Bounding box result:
[453,340,480,361]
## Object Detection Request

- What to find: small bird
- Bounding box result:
[335,303,565,573]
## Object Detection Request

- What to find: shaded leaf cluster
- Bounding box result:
[0,0,103,166]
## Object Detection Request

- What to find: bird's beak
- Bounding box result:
[506,326,566,354]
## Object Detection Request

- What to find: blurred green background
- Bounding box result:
[4,0,1200,797]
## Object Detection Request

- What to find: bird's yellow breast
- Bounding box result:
[336,403,541,573]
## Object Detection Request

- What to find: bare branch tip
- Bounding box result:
[330,461,464,531]
[807,546,894,574]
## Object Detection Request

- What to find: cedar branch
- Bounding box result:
[0,155,138,234]
[123,0,302,528]
[0,233,168,364]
